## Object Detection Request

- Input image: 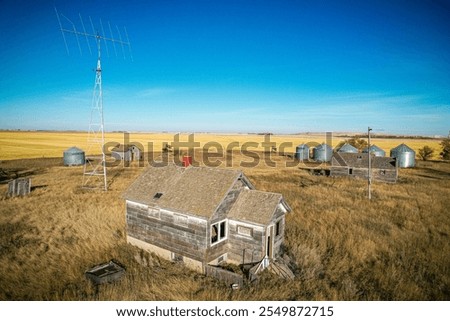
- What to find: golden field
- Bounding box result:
[0,131,444,160]
[0,147,449,300]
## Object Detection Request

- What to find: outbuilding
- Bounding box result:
[312,144,333,162]
[295,144,310,161]
[390,144,416,168]
[63,146,85,166]
[330,152,398,183]
[111,144,142,162]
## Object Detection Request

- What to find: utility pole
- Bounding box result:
[368,127,372,200]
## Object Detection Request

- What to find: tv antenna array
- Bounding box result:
[55,8,132,191]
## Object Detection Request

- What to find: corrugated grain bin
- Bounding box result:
[390,144,416,168]
[337,143,358,153]
[312,144,332,162]
[362,145,386,157]
[295,144,310,160]
[63,146,85,166]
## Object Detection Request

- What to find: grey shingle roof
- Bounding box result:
[227,189,285,225]
[124,165,246,218]
[123,164,290,222]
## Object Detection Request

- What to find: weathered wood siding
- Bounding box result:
[227,220,265,265]
[126,201,208,262]
[271,206,286,257]
[330,166,397,183]
[204,265,244,287]
[330,166,349,176]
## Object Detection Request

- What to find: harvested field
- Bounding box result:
[0,147,449,300]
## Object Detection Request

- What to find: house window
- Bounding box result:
[237,225,253,237]
[349,168,353,175]
[380,169,386,175]
[211,220,227,245]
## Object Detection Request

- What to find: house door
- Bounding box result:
[266,226,274,258]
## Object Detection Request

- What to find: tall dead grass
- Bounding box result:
[0,153,449,300]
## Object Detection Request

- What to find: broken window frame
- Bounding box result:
[211,219,227,245]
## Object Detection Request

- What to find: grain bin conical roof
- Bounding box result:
[362,145,386,157]
[390,143,415,168]
[337,143,358,153]
[391,143,414,153]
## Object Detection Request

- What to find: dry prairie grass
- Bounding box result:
[0,131,443,160]
[0,151,449,300]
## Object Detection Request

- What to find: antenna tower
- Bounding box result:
[55,8,132,191]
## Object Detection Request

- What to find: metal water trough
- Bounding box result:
[85,261,125,285]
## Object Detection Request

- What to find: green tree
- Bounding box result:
[440,138,450,160]
[418,145,434,161]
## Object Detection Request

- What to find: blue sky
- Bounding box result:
[0,0,449,135]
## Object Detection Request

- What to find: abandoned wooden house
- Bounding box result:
[330,152,398,183]
[111,144,142,162]
[123,164,291,273]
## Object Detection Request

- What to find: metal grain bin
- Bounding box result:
[295,144,310,160]
[63,146,85,166]
[312,144,332,162]
[362,145,386,157]
[337,143,358,153]
[390,144,416,168]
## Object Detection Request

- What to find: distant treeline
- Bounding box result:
[335,134,443,140]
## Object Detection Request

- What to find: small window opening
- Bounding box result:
[349,168,353,175]
[220,221,226,238]
[275,220,281,237]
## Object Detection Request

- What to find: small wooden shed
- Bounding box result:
[330,153,397,183]
[111,144,142,162]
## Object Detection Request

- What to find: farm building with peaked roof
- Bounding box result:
[111,144,142,162]
[330,152,398,183]
[123,164,291,273]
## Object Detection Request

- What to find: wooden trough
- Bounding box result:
[85,261,125,285]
